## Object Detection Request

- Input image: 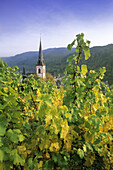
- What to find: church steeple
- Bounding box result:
[37,39,44,65]
[36,38,46,79]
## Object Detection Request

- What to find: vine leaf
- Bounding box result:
[84,48,90,60]
[81,64,88,75]
[77,148,84,159]
[0,149,4,162]
[0,126,6,136]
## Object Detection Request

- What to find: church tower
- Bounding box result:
[36,39,46,78]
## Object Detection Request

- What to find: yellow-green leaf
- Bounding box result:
[84,48,90,60]
[77,148,84,159]
[81,64,88,75]
[0,150,4,162]
[0,126,6,136]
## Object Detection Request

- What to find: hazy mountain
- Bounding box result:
[1,44,113,85]
[1,48,75,75]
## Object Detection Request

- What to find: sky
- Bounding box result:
[1,0,113,57]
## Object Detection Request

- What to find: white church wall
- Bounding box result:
[36,65,46,78]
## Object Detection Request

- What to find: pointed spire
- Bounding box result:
[37,38,44,65]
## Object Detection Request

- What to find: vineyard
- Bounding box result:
[0,33,113,169]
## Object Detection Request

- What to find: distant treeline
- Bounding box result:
[1,44,113,85]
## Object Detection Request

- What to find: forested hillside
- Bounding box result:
[1,44,113,85]
[81,44,113,85]
[1,48,75,75]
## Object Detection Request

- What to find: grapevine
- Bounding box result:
[0,33,113,169]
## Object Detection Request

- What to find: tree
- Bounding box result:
[45,72,55,83]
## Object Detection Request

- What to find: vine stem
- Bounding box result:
[31,94,38,111]
[72,46,82,103]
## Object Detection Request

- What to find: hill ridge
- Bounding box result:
[1,44,113,85]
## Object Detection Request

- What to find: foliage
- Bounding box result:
[44,73,55,83]
[0,33,113,169]
[63,33,113,169]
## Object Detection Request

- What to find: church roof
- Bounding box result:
[37,39,45,65]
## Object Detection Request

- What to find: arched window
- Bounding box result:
[38,68,41,73]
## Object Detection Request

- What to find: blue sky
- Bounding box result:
[1,0,113,57]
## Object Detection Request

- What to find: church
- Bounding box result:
[36,39,46,79]
[21,39,63,85]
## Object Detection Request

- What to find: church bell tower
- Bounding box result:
[36,39,46,78]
